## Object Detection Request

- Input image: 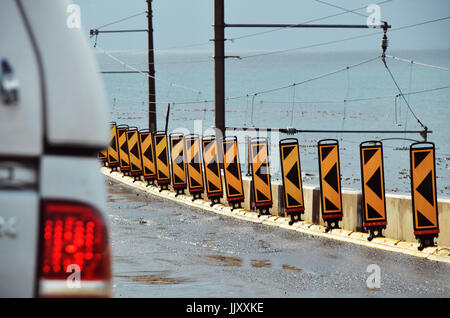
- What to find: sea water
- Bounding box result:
[97,49,450,197]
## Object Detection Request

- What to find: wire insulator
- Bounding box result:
[285,127,297,135]
[381,22,389,60]
[381,35,388,56]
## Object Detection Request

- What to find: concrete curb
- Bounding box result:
[102,168,450,264]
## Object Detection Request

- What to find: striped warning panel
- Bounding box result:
[97,149,107,164]
[318,139,343,219]
[250,137,273,209]
[360,141,387,228]
[126,127,142,176]
[279,138,305,213]
[107,122,120,169]
[184,135,204,194]
[139,129,157,182]
[154,131,171,185]
[222,136,245,203]
[170,133,187,189]
[117,124,130,173]
[410,142,439,236]
[202,136,223,199]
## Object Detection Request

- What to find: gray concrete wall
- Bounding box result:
[221,176,450,248]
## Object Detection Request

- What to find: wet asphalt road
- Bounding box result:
[105,178,450,298]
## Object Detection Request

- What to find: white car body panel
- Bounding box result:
[0,0,42,156]
[39,156,106,212]
[21,0,109,148]
[0,190,40,297]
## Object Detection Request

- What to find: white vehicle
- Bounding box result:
[0,0,111,297]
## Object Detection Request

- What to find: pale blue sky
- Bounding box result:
[75,0,450,52]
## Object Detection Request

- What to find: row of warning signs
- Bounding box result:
[99,123,440,248]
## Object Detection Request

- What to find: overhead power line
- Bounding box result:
[385,55,450,71]
[227,0,393,42]
[97,46,204,94]
[95,11,147,30]
[239,16,450,59]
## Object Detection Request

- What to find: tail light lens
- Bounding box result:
[37,200,111,297]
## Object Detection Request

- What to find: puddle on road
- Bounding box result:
[258,240,271,249]
[113,256,137,265]
[204,255,243,267]
[282,264,303,272]
[251,259,272,268]
[114,270,190,285]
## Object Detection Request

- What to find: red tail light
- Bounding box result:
[38,200,111,297]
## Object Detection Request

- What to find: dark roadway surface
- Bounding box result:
[105,178,450,298]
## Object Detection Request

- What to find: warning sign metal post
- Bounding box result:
[139,129,157,186]
[360,140,387,240]
[170,133,187,196]
[279,138,305,225]
[222,136,245,210]
[250,137,273,217]
[202,136,224,206]
[410,142,440,250]
[107,122,120,172]
[117,124,130,176]
[126,126,143,181]
[184,134,205,200]
[153,131,171,191]
[318,139,343,232]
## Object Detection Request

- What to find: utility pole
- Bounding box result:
[147,0,157,132]
[214,0,225,137]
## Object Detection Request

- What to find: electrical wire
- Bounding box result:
[385,55,450,71]
[239,16,450,59]
[382,58,427,130]
[97,46,204,94]
[227,0,393,42]
[95,11,147,31]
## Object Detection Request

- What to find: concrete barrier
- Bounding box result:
[217,175,450,248]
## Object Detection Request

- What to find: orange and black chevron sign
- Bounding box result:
[117,124,130,174]
[279,138,305,214]
[410,142,439,238]
[126,127,143,178]
[154,131,171,187]
[97,149,107,165]
[170,133,187,193]
[318,139,343,220]
[360,141,387,229]
[222,136,245,207]
[202,136,223,203]
[184,135,204,198]
[139,129,157,184]
[107,122,120,170]
[250,138,273,213]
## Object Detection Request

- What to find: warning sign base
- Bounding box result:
[230,201,243,210]
[324,218,341,233]
[287,211,303,225]
[174,187,185,196]
[209,196,222,207]
[159,185,169,192]
[191,191,203,201]
[417,234,438,251]
[132,175,142,182]
[255,205,271,218]
[366,226,385,241]
[227,196,244,210]
[109,165,119,172]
